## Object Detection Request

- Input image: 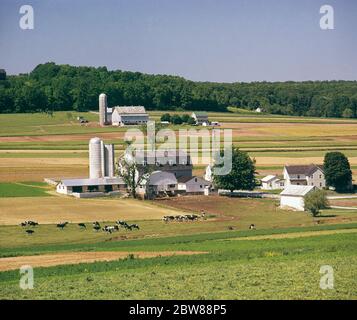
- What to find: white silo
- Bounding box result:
[99,93,107,126]
[89,137,103,179]
[102,143,115,177]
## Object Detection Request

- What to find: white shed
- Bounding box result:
[280,185,316,211]
[261,175,285,190]
[177,176,211,193]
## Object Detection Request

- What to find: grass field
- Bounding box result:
[1,111,357,299]
[0,224,356,299]
[0,182,51,197]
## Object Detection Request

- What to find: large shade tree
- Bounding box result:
[324,152,353,192]
[213,147,256,192]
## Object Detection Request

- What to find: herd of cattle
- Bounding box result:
[20,220,140,235]
[162,213,205,222]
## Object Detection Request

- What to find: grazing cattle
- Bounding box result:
[93,221,101,227]
[93,225,101,232]
[27,221,39,227]
[20,222,27,227]
[56,222,68,230]
[78,223,86,229]
[129,224,139,230]
[116,220,129,228]
[186,214,198,221]
[162,216,175,223]
[103,225,118,233]
[249,224,256,230]
[26,229,35,235]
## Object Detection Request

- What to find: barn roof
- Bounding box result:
[177,176,211,184]
[147,171,177,186]
[134,150,192,166]
[60,177,125,187]
[284,164,323,176]
[261,175,278,182]
[113,106,147,114]
[280,185,316,196]
[192,112,208,118]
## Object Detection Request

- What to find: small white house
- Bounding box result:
[280,185,316,211]
[261,175,285,190]
[177,176,211,193]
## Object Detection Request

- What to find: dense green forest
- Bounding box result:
[1,62,357,118]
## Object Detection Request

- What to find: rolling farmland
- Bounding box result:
[0,111,356,300]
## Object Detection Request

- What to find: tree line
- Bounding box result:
[1,62,357,118]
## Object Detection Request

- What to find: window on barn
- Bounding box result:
[88,185,99,192]
[72,186,83,193]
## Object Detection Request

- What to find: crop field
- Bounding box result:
[0,111,356,299]
[0,224,356,299]
[2,111,357,182]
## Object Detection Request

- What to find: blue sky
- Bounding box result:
[0,0,356,82]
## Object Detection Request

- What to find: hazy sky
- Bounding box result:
[0,0,356,82]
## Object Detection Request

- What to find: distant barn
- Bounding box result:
[111,106,149,126]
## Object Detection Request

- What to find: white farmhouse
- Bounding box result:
[177,176,211,194]
[261,175,285,190]
[111,106,149,126]
[137,171,177,199]
[284,164,325,189]
[280,185,316,211]
[191,112,209,125]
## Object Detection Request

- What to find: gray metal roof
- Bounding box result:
[60,177,125,187]
[280,185,316,196]
[113,106,147,114]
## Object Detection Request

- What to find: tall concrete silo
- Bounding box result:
[89,137,103,179]
[99,93,107,126]
[100,141,115,178]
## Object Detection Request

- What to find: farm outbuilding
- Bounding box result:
[191,112,209,125]
[177,176,211,193]
[261,175,285,190]
[280,185,316,211]
[111,106,149,126]
[137,171,177,199]
[56,177,127,198]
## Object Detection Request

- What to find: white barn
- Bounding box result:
[177,176,211,193]
[111,106,149,126]
[280,185,316,211]
[56,177,126,198]
[191,112,209,125]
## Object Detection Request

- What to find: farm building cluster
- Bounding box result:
[98,93,216,127]
[55,137,212,199]
[261,164,326,191]
[261,164,326,211]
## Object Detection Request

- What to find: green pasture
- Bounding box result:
[0,224,356,299]
[0,182,51,197]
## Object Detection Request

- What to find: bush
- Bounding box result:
[160,113,171,122]
[304,189,329,216]
[181,114,191,123]
[171,114,183,125]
